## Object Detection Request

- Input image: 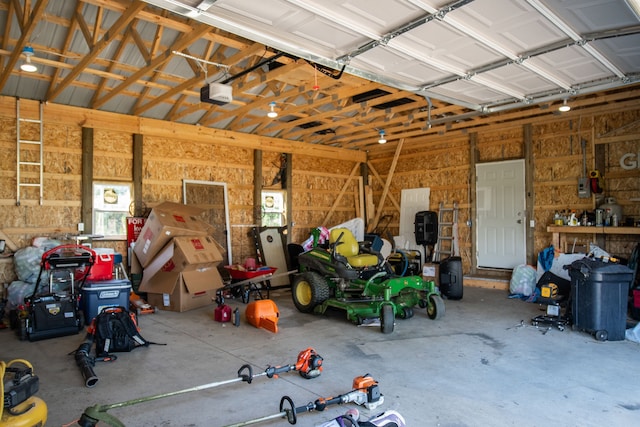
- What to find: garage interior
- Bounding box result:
[1,1,640,426]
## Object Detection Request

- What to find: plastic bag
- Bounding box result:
[7,280,36,310]
[510,264,537,296]
[626,322,640,343]
[13,246,45,283]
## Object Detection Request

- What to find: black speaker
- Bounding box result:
[439,256,463,300]
[415,211,438,246]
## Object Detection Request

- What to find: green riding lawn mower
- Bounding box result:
[291,228,444,334]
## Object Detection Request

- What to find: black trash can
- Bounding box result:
[569,258,633,341]
[439,256,463,300]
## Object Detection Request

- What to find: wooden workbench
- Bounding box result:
[547,225,640,252]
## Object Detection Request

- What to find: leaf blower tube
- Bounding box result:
[74,334,98,388]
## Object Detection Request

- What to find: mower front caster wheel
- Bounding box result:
[427,294,445,320]
[380,304,395,334]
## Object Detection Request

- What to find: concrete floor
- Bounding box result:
[2,285,639,427]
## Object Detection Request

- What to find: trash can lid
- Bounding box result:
[569,257,633,280]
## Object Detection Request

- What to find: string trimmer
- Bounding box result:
[77,348,323,427]
[224,374,383,427]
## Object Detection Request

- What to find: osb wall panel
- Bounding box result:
[93,130,133,181]
[290,156,360,244]
[142,136,257,264]
[532,109,640,260]
[476,129,523,162]
[367,135,475,272]
[602,138,640,222]
[0,112,84,284]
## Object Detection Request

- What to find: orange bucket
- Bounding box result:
[246,300,279,333]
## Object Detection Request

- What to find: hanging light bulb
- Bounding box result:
[20,46,38,73]
[267,101,278,118]
[558,99,571,112]
[378,130,387,144]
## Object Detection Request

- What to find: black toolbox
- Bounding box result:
[568,257,633,341]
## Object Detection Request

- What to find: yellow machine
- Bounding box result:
[1,359,47,427]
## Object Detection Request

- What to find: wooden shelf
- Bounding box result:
[547,225,640,235]
[546,225,640,251]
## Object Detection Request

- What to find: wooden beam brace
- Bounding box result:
[93,22,212,109]
[322,162,361,227]
[47,0,147,102]
[81,127,94,234]
[0,0,47,91]
[368,139,404,233]
[366,161,401,212]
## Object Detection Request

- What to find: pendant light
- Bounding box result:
[267,102,278,118]
[378,130,387,144]
[20,46,38,73]
[558,99,571,112]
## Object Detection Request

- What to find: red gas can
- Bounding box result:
[214,304,232,322]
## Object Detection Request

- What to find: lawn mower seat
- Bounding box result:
[330,228,380,268]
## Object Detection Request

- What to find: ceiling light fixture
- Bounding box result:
[378,130,387,144]
[267,102,278,118]
[558,99,571,112]
[20,46,38,73]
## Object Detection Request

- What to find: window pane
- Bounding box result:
[262,213,283,227]
[94,211,128,236]
[93,184,131,211]
[93,182,132,239]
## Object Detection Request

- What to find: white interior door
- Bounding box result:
[476,160,526,269]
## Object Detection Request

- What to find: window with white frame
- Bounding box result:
[92,182,132,239]
[261,190,286,227]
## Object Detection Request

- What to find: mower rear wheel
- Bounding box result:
[292,272,330,313]
[380,304,395,334]
[427,294,445,320]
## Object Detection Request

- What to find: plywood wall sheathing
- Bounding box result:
[0,96,638,280]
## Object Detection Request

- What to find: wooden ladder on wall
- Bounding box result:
[433,201,459,262]
[16,98,44,206]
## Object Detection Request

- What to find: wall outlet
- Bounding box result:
[78,222,84,232]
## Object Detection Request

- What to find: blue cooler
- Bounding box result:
[81,279,131,325]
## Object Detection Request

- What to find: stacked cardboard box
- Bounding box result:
[135,202,224,312]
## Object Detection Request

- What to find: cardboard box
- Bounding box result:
[139,235,224,312]
[145,271,221,312]
[422,262,440,286]
[134,202,211,268]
